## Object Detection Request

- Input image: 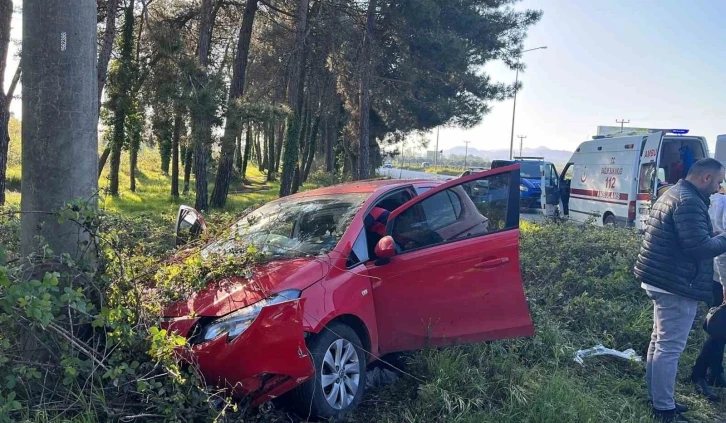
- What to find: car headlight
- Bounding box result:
[520,184,528,192]
[200,289,301,343]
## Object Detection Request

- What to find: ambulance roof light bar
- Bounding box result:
[513,156,545,161]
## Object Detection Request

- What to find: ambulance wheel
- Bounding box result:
[604,214,617,226]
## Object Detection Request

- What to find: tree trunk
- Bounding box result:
[325,117,334,172]
[210,0,258,208]
[266,119,275,181]
[95,0,118,177]
[235,133,242,172]
[291,165,301,194]
[129,144,138,192]
[0,59,19,205]
[279,0,309,197]
[108,0,135,196]
[190,0,215,211]
[21,0,98,258]
[171,110,181,198]
[261,128,269,171]
[357,0,377,180]
[0,0,13,205]
[159,125,172,174]
[275,122,284,173]
[254,129,263,171]
[241,124,252,181]
[98,146,110,177]
[97,0,118,117]
[183,145,193,194]
[303,115,320,183]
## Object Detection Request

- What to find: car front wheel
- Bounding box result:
[293,322,366,420]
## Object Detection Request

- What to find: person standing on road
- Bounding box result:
[634,158,726,422]
[690,182,726,400]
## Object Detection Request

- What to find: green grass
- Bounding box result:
[4,141,321,225]
[398,164,464,176]
[98,148,279,218]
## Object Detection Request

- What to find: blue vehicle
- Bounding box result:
[491,157,559,209]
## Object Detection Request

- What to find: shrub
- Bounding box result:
[0,201,262,422]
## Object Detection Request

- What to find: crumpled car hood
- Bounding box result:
[163,256,328,317]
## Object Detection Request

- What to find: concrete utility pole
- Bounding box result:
[463,140,471,169]
[518,135,527,157]
[21,0,98,258]
[616,119,630,132]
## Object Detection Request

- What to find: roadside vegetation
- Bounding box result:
[394,164,464,176]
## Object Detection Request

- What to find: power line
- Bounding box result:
[517,135,527,157]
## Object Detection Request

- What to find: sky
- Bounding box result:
[5,0,726,156]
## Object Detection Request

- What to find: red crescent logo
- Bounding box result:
[581,170,587,183]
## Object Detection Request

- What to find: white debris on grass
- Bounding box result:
[574,344,642,365]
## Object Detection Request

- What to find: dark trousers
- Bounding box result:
[692,281,726,380]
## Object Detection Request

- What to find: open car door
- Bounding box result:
[366,165,534,354]
[175,205,207,247]
[716,135,726,164]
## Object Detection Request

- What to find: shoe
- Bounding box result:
[647,400,689,413]
[651,408,691,422]
[708,373,726,388]
[694,378,720,402]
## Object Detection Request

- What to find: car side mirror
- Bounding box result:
[175,205,207,247]
[374,236,397,260]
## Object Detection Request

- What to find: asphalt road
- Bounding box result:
[378,167,545,223]
[378,167,456,181]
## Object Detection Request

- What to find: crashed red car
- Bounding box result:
[161,165,533,419]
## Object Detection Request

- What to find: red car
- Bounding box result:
[162,165,533,419]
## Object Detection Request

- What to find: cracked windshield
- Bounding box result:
[203,194,367,258]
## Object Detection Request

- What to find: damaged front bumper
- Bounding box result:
[162,300,314,406]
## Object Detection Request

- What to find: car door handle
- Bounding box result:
[474,257,509,269]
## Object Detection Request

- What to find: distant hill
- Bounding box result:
[444,146,573,164]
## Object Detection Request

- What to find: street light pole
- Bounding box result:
[509,46,547,160]
[434,126,440,168]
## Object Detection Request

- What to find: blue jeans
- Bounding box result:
[646,290,698,411]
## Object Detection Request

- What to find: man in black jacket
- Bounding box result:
[634,158,726,422]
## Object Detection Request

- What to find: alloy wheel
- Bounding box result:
[320,338,361,410]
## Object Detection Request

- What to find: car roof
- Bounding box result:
[288,178,441,199]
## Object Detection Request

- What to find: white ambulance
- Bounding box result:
[560,129,724,230]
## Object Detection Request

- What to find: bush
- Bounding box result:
[0,201,262,422]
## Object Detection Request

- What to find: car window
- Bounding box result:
[392,172,512,252]
[415,186,432,195]
[347,229,369,267]
[376,189,413,211]
[448,191,462,218]
[639,163,655,194]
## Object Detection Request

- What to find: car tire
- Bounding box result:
[292,323,367,420]
[604,214,617,226]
